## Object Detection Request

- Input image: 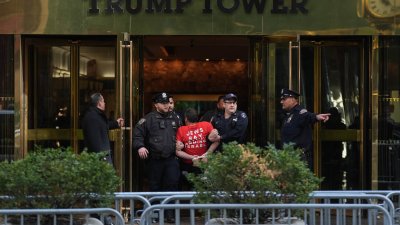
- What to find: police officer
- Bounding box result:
[133,92,181,194]
[168,95,183,126]
[280,88,330,169]
[211,93,248,151]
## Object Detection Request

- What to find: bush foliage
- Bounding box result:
[188,142,322,204]
[0,147,121,209]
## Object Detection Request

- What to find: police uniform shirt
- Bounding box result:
[281,104,318,151]
[133,110,180,158]
[212,110,248,144]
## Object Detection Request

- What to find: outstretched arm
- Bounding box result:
[316,113,330,122]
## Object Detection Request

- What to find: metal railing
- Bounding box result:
[3,191,400,225]
[138,203,392,225]
[310,190,400,225]
[0,208,124,225]
[113,192,196,225]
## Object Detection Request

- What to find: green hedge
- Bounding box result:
[188,142,322,204]
[0,147,121,209]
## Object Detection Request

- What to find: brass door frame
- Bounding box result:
[263,36,297,144]
[300,39,366,187]
[118,33,134,191]
[266,36,367,189]
[117,34,142,191]
[23,36,119,153]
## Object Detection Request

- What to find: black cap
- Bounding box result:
[281,88,300,99]
[224,93,238,102]
[152,92,170,103]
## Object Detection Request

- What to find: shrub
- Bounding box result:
[0,147,121,209]
[188,142,322,204]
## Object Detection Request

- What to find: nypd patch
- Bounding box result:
[138,118,146,125]
[240,113,247,118]
[299,109,308,114]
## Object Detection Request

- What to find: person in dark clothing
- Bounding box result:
[347,116,360,190]
[211,93,248,151]
[133,92,181,223]
[321,107,347,190]
[168,95,183,126]
[82,93,123,225]
[280,88,330,169]
[200,95,225,122]
[81,93,124,164]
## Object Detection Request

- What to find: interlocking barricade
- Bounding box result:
[113,192,195,225]
[310,190,400,225]
[0,208,124,225]
[138,203,392,225]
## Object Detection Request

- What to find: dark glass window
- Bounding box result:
[378,37,400,189]
[0,35,14,161]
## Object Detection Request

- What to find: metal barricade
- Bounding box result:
[0,208,124,225]
[138,203,392,225]
[159,194,197,225]
[113,192,195,225]
[311,190,400,224]
[113,193,152,225]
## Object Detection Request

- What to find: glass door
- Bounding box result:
[267,37,368,190]
[23,36,120,162]
[301,39,366,191]
[374,37,400,190]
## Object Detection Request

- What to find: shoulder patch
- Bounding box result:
[138,118,146,125]
[299,109,308,114]
[240,112,247,118]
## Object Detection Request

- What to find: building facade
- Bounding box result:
[1,0,400,191]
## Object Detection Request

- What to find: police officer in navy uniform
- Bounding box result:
[168,95,183,126]
[133,92,181,194]
[211,93,248,151]
[280,88,330,169]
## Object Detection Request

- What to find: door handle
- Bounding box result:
[288,37,301,93]
[119,34,133,152]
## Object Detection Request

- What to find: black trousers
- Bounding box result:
[147,156,180,192]
[180,162,202,190]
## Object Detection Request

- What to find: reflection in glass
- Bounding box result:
[378,37,400,189]
[0,35,14,161]
[78,46,116,152]
[319,46,361,190]
[28,46,71,148]
[274,42,361,190]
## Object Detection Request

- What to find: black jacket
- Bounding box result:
[133,111,180,158]
[281,104,318,152]
[212,110,248,144]
[82,106,119,153]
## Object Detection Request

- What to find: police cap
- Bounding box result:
[223,93,238,102]
[152,92,170,103]
[281,88,300,99]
